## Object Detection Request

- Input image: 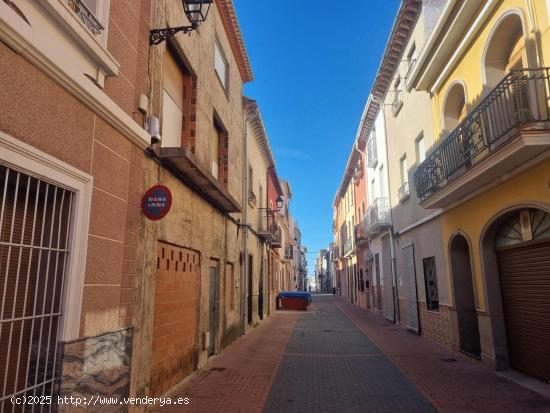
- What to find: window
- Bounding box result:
[248,165,253,194]
[423,257,439,311]
[68,0,107,39]
[407,42,416,70]
[162,48,197,150]
[416,134,425,163]
[211,126,220,179]
[378,165,385,198]
[392,77,403,116]
[400,155,408,184]
[248,165,256,207]
[162,50,184,148]
[405,42,417,81]
[214,41,229,91]
[0,163,76,409]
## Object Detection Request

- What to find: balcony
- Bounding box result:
[366,135,378,168]
[355,220,369,247]
[160,147,241,213]
[414,68,550,208]
[366,197,391,235]
[398,181,410,202]
[257,208,279,243]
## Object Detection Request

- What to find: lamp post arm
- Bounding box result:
[150,25,195,45]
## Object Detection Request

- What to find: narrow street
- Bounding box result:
[150,296,550,413]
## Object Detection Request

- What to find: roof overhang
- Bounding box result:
[160,147,241,213]
[407,0,498,93]
[244,97,276,167]
[215,0,253,83]
[334,0,421,201]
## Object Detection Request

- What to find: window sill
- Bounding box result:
[36,0,119,79]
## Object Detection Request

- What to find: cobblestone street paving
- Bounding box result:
[151,295,550,413]
[262,296,436,413]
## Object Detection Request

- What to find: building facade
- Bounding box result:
[409,0,550,382]
[382,0,453,346]
[0,0,302,408]
[333,0,550,388]
[0,0,152,407]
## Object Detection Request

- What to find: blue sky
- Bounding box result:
[233,1,400,273]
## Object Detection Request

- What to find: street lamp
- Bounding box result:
[276,195,284,210]
[150,0,213,45]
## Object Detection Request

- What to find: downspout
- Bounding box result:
[381,108,400,324]
[241,113,249,336]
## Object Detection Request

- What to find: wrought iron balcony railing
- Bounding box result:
[68,0,104,35]
[257,208,279,244]
[366,197,391,233]
[398,181,410,202]
[366,135,378,168]
[414,68,550,202]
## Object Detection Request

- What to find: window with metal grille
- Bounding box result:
[0,165,73,410]
[423,257,439,311]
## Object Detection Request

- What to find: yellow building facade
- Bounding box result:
[410,0,550,383]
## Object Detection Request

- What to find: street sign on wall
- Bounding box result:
[142,185,172,221]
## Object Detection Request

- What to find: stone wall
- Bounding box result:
[418,303,458,351]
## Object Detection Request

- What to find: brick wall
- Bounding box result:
[150,243,201,396]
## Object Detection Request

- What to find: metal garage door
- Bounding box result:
[497,240,550,383]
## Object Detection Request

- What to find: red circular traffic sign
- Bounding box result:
[142,185,172,221]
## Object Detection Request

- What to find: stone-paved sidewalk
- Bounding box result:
[335,296,550,413]
[149,312,298,413]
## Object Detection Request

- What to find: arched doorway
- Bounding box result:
[483,207,550,382]
[450,234,481,358]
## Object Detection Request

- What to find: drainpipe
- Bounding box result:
[241,113,249,336]
[381,108,400,324]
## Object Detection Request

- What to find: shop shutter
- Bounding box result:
[497,240,550,383]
